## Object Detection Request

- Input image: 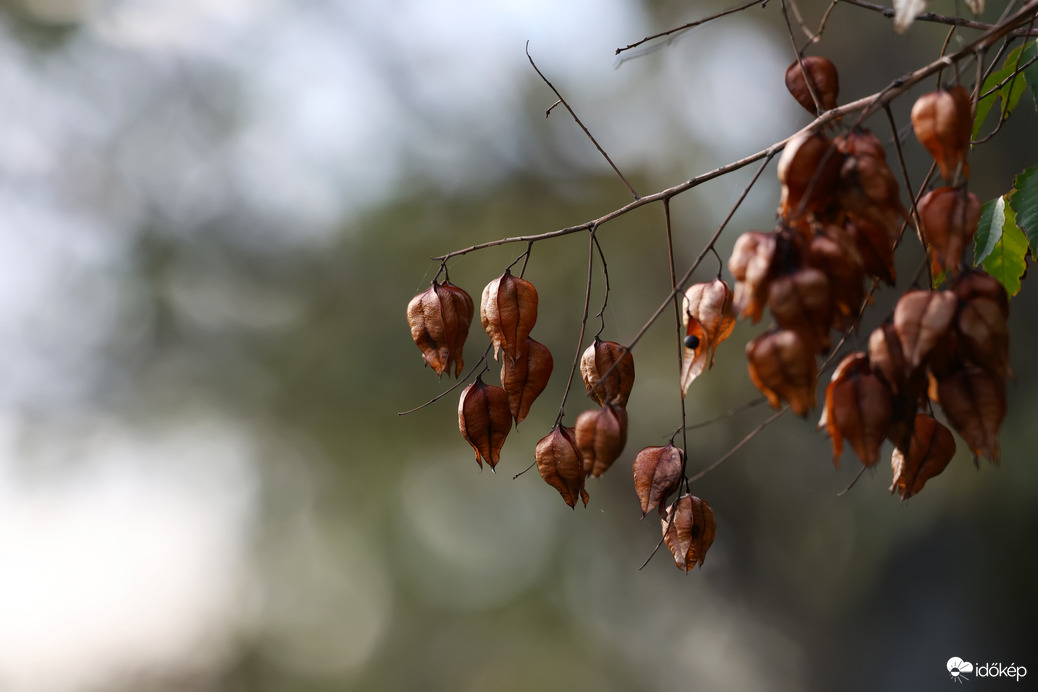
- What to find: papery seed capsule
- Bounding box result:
[458,376,512,470]
[662,494,716,571]
[576,403,628,479]
[917,187,980,275]
[535,425,587,508]
[935,365,1005,463]
[892,289,958,371]
[784,56,839,114]
[632,445,685,516]
[777,132,844,222]
[480,270,538,362]
[406,281,474,377]
[890,414,956,500]
[911,86,972,183]
[500,337,554,424]
[819,352,893,467]
[730,231,779,323]
[580,338,636,406]
[767,268,834,354]
[746,329,818,416]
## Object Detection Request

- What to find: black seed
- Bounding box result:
[684,334,700,349]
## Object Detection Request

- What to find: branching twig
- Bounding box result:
[843,0,1038,36]
[687,406,790,484]
[554,228,598,428]
[397,345,492,415]
[615,0,769,58]
[527,42,640,200]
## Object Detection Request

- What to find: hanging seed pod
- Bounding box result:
[458,376,512,470]
[680,279,736,394]
[844,216,897,286]
[818,353,893,468]
[892,289,958,371]
[784,56,839,114]
[746,328,818,416]
[910,86,972,182]
[662,494,717,571]
[935,365,1005,463]
[917,187,981,275]
[777,131,845,222]
[480,269,538,362]
[806,227,865,329]
[406,281,474,377]
[953,272,1011,379]
[580,337,636,406]
[575,403,629,479]
[729,231,779,322]
[500,337,553,424]
[890,414,956,500]
[632,444,685,516]
[535,426,588,508]
[953,270,1010,317]
[767,267,834,354]
[837,142,907,239]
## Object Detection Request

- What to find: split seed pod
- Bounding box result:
[890,414,956,500]
[892,289,958,371]
[819,352,893,467]
[917,187,981,275]
[458,376,512,470]
[911,86,972,182]
[662,494,716,571]
[406,281,474,377]
[935,365,1005,463]
[632,444,685,516]
[681,279,736,394]
[535,425,588,508]
[746,328,818,416]
[580,337,636,406]
[575,403,628,478]
[481,270,538,362]
[784,56,839,114]
[500,337,554,424]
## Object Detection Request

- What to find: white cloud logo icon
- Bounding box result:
[947,657,974,682]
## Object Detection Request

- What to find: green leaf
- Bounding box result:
[980,204,1028,296]
[974,195,1005,264]
[1009,164,1038,259]
[972,42,1037,138]
[1023,40,1038,111]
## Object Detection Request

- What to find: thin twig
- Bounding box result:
[842,0,1038,36]
[837,464,870,496]
[398,346,492,415]
[527,42,640,200]
[676,396,769,435]
[782,0,825,116]
[554,228,598,428]
[663,199,691,460]
[687,406,790,484]
[615,0,769,57]
[592,235,611,338]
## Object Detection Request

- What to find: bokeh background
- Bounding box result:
[1,1,1036,690]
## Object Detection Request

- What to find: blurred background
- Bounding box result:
[0,1,1035,690]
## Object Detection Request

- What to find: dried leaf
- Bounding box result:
[632,444,685,516]
[406,281,474,377]
[501,337,554,424]
[892,289,958,370]
[535,426,588,508]
[575,403,629,478]
[480,270,538,362]
[580,338,636,406]
[890,414,956,499]
[458,376,512,470]
[746,329,818,417]
[662,494,716,571]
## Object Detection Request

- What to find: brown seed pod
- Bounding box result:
[575,403,629,479]
[458,376,512,470]
[837,139,907,240]
[580,337,636,406]
[805,227,865,329]
[917,187,981,275]
[911,86,972,183]
[680,279,736,394]
[952,271,1011,379]
[535,425,588,508]
[935,365,1005,463]
[844,216,897,286]
[500,337,554,424]
[480,269,538,362]
[953,270,1010,317]
[890,414,956,500]
[729,231,779,322]
[767,267,834,354]
[662,494,717,572]
[818,352,893,468]
[746,328,818,417]
[406,280,474,377]
[892,290,958,371]
[784,56,839,114]
[632,444,685,517]
[777,131,844,222]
